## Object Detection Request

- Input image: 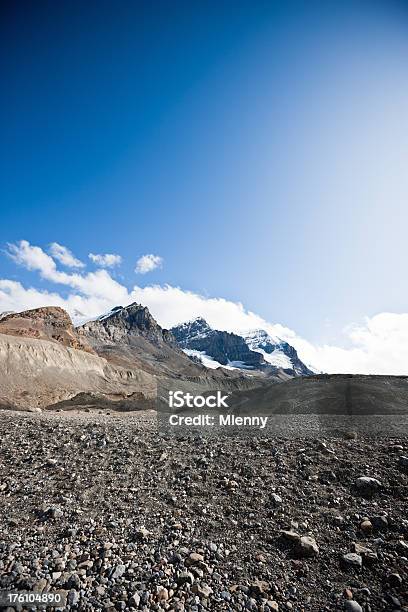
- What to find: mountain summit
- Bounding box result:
[171,319,312,376]
[171,318,264,369]
[90,302,175,346]
[77,302,203,377]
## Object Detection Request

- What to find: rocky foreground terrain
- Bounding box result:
[1,410,408,611]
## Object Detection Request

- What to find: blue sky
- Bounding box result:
[1,1,408,373]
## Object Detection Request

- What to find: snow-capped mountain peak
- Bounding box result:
[171,319,312,377]
[171,318,264,368]
[242,329,312,376]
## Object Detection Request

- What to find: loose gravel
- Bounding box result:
[0,409,408,611]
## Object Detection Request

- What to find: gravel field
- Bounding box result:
[0,409,408,611]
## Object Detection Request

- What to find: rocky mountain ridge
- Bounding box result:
[86,303,176,346]
[77,304,210,378]
[0,304,259,410]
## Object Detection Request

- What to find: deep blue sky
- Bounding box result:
[1,0,408,344]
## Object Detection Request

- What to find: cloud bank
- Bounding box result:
[2,240,408,375]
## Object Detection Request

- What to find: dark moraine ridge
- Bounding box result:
[227,374,408,415]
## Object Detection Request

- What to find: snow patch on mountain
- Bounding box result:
[227,360,255,370]
[97,306,124,321]
[253,347,292,369]
[243,328,312,376]
[183,349,225,369]
[244,328,282,346]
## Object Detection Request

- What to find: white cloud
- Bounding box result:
[110,287,408,376]
[3,240,408,375]
[8,240,62,280]
[6,240,128,300]
[49,242,84,268]
[89,253,122,268]
[135,254,163,274]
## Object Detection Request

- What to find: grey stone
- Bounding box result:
[112,564,126,579]
[341,553,363,569]
[355,476,382,494]
[297,536,319,557]
[67,589,80,606]
[344,601,363,612]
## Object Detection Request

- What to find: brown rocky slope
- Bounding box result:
[0,307,94,353]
